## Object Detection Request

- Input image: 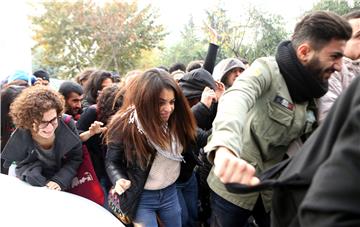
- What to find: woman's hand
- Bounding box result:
[79,121,107,142]
[89,121,107,136]
[113,178,131,195]
[46,181,61,191]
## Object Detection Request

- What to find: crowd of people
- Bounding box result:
[1,9,360,227]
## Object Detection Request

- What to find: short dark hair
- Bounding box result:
[186,60,204,72]
[33,69,50,81]
[169,63,186,73]
[292,11,352,50]
[344,9,360,20]
[58,81,84,99]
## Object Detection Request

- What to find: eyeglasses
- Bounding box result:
[38,116,59,129]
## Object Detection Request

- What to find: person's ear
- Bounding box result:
[32,122,39,132]
[297,43,313,64]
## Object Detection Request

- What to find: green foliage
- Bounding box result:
[310,0,360,15]
[31,0,166,79]
[245,8,288,62]
[203,5,235,61]
[157,16,207,68]
[202,5,288,63]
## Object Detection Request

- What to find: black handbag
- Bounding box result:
[108,154,156,224]
[108,188,133,224]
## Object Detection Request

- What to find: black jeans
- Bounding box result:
[210,190,270,227]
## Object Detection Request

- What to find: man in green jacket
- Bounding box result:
[205,11,352,227]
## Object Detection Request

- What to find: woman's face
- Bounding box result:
[101,78,113,90]
[33,109,58,139]
[159,88,175,122]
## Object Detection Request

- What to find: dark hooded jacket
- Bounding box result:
[179,68,218,130]
[179,68,217,100]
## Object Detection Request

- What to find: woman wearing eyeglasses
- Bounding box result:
[1,86,82,191]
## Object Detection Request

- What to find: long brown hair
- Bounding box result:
[106,68,197,169]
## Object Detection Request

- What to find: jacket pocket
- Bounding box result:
[267,101,293,127]
[252,101,294,145]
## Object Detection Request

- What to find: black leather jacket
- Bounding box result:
[105,128,210,218]
[105,141,154,220]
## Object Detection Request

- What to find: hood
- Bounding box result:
[178,68,216,100]
[213,58,245,82]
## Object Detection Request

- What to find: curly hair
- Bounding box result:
[96,84,121,124]
[10,86,65,130]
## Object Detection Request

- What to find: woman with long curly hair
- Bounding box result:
[1,86,82,191]
[105,68,197,226]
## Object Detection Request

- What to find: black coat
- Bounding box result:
[1,117,82,190]
[177,128,211,183]
[191,102,217,131]
[105,128,210,219]
[105,141,154,220]
[271,76,360,227]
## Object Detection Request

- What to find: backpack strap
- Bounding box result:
[90,104,100,121]
[62,114,73,125]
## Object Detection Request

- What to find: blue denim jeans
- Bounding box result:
[176,172,198,227]
[210,190,270,227]
[134,183,181,227]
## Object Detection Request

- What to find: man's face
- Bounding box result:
[344,18,360,60]
[66,92,83,116]
[224,67,244,88]
[34,78,49,86]
[305,39,346,81]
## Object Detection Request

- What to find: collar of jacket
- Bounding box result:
[2,119,81,167]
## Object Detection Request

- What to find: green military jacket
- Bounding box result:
[205,57,315,212]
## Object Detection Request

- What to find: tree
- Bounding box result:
[31,0,166,79]
[309,0,360,15]
[245,8,288,61]
[203,4,234,61]
[158,16,207,68]
[202,4,287,63]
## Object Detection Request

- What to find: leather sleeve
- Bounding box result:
[105,142,129,185]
